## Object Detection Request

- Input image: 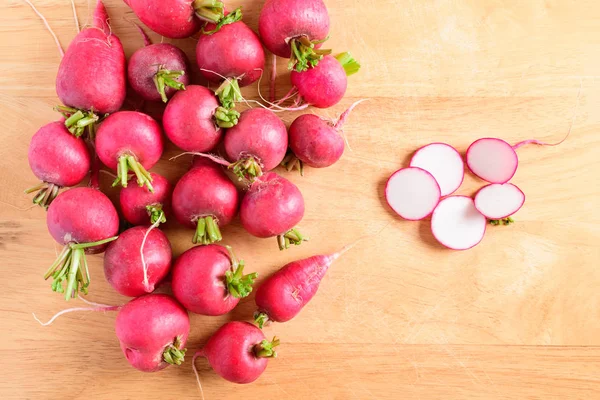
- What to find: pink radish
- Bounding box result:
[116,294,189,372]
[120,172,172,225]
[26,121,91,208]
[474,183,525,221]
[95,111,164,191]
[410,143,464,196]
[466,138,518,184]
[45,187,119,300]
[431,196,487,250]
[240,172,306,250]
[104,226,172,297]
[172,244,257,315]
[385,167,441,221]
[193,321,278,384]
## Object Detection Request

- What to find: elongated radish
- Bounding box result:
[431,196,487,250]
[474,183,525,220]
[409,143,464,196]
[120,172,172,225]
[385,167,441,221]
[466,138,518,184]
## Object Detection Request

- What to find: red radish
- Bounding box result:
[120,172,172,225]
[466,138,518,184]
[410,143,464,196]
[474,183,525,220]
[385,167,441,221]
[104,226,172,297]
[172,244,257,315]
[115,294,190,372]
[193,321,278,384]
[258,0,330,71]
[26,121,91,208]
[172,159,240,244]
[95,111,164,191]
[431,196,487,250]
[240,172,306,250]
[44,187,119,300]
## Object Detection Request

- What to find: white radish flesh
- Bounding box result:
[410,143,464,196]
[474,183,525,219]
[385,167,441,221]
[431,196,486,250]
[466,138,518,184]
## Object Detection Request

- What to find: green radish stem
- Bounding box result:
[280,152,304,176]
[193,215,223,245]
[490,217,515,226]
[202,7,242,35]
[288,36,331,72]
[153,66,186,103]
[146,204,167,225]
[162,336,187,365]
[254,312,269,329]
[224,245,257,298]
[229,154,263,181]
[55,105,100,138]
[335,52,361,76]
[113,154,154,192]
[193,0,225,23]
[213,78,241,128]
[253,336,280,358]
[24,182,60,209]
[277,228,308,251]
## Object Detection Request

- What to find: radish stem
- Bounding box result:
[253,336,279,358]
[193,215,222,244]
[113,155,154,192]
[335,52,361,76]
[224,245,257,298]
[288,36,331,72]
[153,67,186,103]
[277,228,308,251]
[162,336,187,365]
[202,7,242,35]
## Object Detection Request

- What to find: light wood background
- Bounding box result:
[1,0,599,399]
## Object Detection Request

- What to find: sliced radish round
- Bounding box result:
[385,167,441,220]
[466,138,518,184]
[474,183,525,219]
[410,143,464,196]
[431,196,486,250]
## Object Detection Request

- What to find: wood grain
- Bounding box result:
[1,0,599,399]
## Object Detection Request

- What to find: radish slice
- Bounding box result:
[431,196,486,250]
[466,138,518,184]
[410,143,464,196]
[474,183,525,219]
[385,167,441,220]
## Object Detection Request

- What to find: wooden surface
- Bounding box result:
[1,0,599,399]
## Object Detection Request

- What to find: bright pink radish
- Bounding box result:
[385,167,441,220]
[431,196,487,250]
[259,0,330,71]
[410,143,464,196]
[466,138,518,184]
[172,245,257,315]
[193,321,278,383]
[95,111,164,191]
[115,294,189,372]
[104,226,172,297]
[240,172,306,250]
[474,183,525,220]
[120,172,172,225]
[172,159,240,244]
[26,121,91,208]
[45,187,119,300]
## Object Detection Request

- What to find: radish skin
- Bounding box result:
[120,172,172,226]
[466,138,518,184]
[431,196,487,250]
[474,183,525,220]
[385,167,441,221]
[410,143,464,196]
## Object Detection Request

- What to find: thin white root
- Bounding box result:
[0,200,37,211]
[23,0,64,57]
[99,169,118,179]
[140,215,162,290]
[169,151,231,167]
[70,0,80,33]
[331,221,392,261]
[77,295,117,308]
[192,352,206,400]
[33,305,119,326]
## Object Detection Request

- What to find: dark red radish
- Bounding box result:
[172,159,240,244]
[115,294,189,372]
[95,111,164,191]
[44,187,119,300]
[193,321,278,384]
[258,0,330,71]
[410,143,464,196]
[26,121,91,208]
[474,183,525,221]
[466,138,518,184]
[120,172,172,225]
[431,196,487,250]
[240,172,306,250]
[385,167,441,221]
[104,226,172,297]
[172,245,257,315]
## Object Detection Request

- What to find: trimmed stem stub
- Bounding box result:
[253,336,280,358]
[56,105,101,139]
[153,66,186,103]
[288,36,331,72]
[224,245,257,298]
[229,155,263,181]
[335,52,361,76]
[193,215,222,245]
[193,0,224,23]
[113,154,154,192]
[202,7,242,35]
[490,217,515,226]
[277,228,308,251]
[254,312,270,329]
[215,78,242,111]
[146,204,166,225]
[163,336,187,366]
[214,106,240,128]
[25,182,61,209]
[280,152,304,176]
[44,236,118,300]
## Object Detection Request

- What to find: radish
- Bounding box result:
[258,0,330,72]
[116,294,190,372]
[45,187,119,300]
[172,244,257,315]
[95,111,164,191]
[431,196,487,250]
[172,159,240,244]
[104,226,172,297]
[466,138,518,184]
[193,321,278,384]
[26,121,91,208]
[409,143,464,196]
[474,183,525,222]
[240,172,306,250]
[120,172,172,225]
[385,167,441,221]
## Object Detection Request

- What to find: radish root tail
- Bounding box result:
[140,214,163,291]
[23,0,64,57]
[192,352,206,400]
[33,304,120,326]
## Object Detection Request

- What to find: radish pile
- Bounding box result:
[27,0,364,386]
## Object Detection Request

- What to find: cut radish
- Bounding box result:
[410,143,464,196]
[474,183,525,219]
[431,196,486,250]
[466,138,518,184]
[385,167,441,221]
